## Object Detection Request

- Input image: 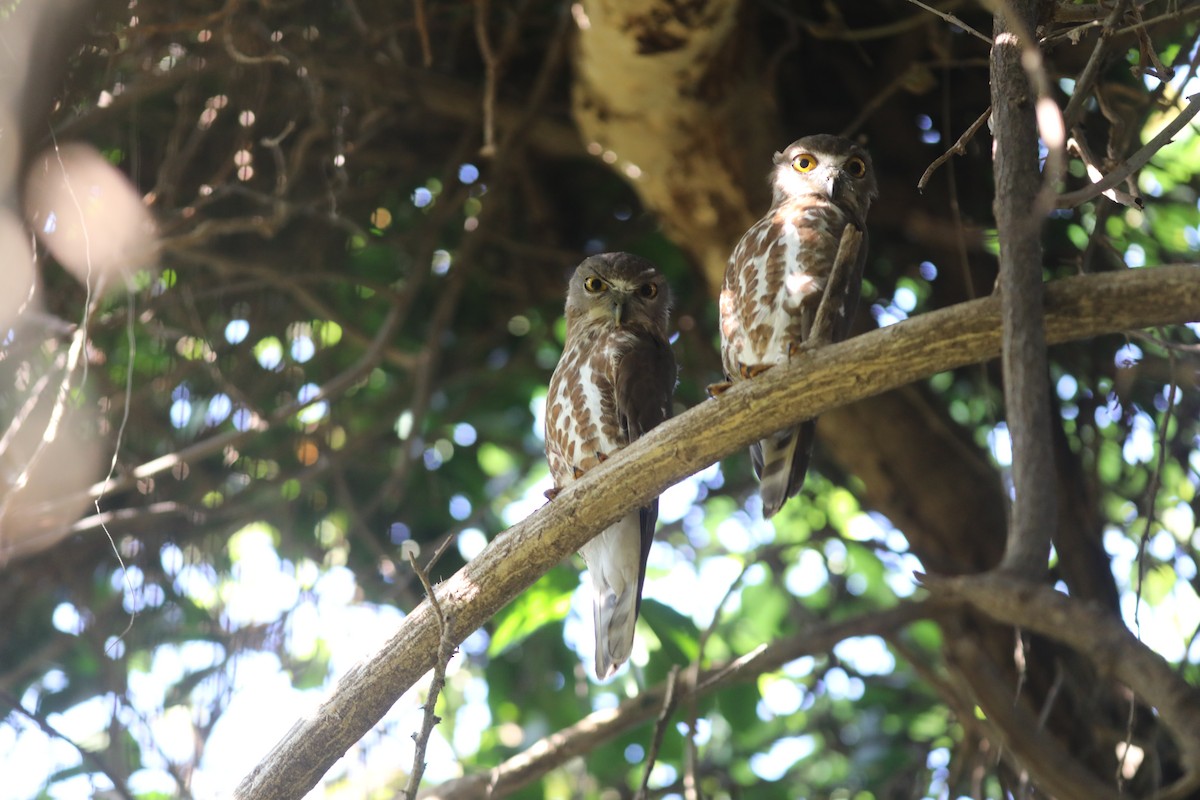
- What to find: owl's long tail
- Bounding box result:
[752,420,817,518]
[579,508,650,679]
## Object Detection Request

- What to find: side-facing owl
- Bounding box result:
[544,252,676,679]
[717,134,877,518]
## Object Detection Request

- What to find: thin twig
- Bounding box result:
[809,225,863,348]
[403,548,457,800]
[1058,93,1200,208]
[635,665,680,799]
[1061,0,1129,130]
[1128,329,1200,355]
[413,0,434,67]
[1132,344,1179,638]
[474,0,498,156]
[1127,2,1173,81]
[918,105,990,192]
[1066,133,1144,208]
[1112,3,1200,37]
[902,0,992,44]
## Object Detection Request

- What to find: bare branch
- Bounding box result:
[808,225,863,348]
[1066,133,1143,209]
[902,0,992,44]
[635,665,680,800]
[918,105,990,192]
[402,548,457,800]
[1058,93,1200,209]
[233,265,1200,800]
[1061,0,1130,130]
[925,573,1200,800]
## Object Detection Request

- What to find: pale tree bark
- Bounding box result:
[234,267,1200,800]
[571,0,777,285]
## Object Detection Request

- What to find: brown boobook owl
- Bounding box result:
[544,252,676,678]
[718,135,877,517]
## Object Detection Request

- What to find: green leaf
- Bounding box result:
[488,566,575,656]
[639,599,701,665]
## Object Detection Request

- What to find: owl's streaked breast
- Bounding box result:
[545,326,630,484]
[720,197,848,375]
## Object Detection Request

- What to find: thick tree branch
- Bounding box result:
[943,632,1125,800]
[927,573,1200,799]
[234,265,1200,800]
[991,1,1056,576]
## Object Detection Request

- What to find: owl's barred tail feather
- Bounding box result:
[752,420,817,518]
[579,511,646,679]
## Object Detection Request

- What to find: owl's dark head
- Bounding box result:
[564,252,671,336]
[770,134,878,224]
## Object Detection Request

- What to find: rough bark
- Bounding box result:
[234,266,1200,800]
[991,0,1057,576]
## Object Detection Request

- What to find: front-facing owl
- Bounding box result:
[718,134,877,518]
[545,252,676,679]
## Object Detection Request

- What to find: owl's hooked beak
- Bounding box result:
[823,167,848,202]
[611,296,626,328]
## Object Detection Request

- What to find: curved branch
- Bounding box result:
[234,264,1200,799]
[926,573,1200,800]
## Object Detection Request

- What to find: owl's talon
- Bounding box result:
[572,467,585,480]
[596,452,609,463]
[707,381,732,397]
[788,341,817,360]
[739,363,772,380]
[544,487,561,501]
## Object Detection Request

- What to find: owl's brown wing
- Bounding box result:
[833,228,869,344]
[614,333,675,442]
[613,332,675,611]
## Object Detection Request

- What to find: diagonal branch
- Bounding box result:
[234,264,1200,800]
[925,572,1200,800]
[1057,93,1200,209]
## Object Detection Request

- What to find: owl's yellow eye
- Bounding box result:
[639,283,658,299]
[583,276,606,293]
[791,154,817,172]
[845,156,867,178]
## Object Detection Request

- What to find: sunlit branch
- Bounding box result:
[402,548,457,800]
[1057,94,1200,209]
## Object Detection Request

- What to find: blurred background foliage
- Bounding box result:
[1,0,1198,798]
